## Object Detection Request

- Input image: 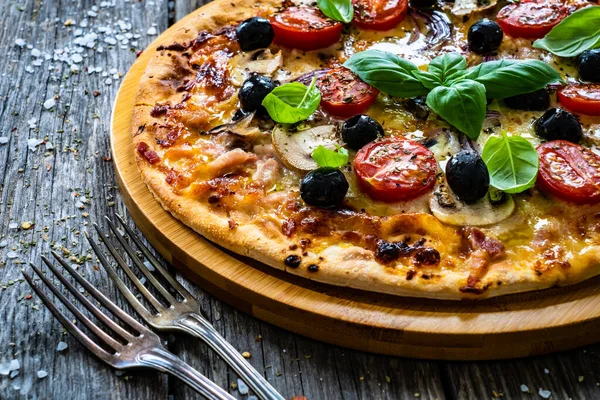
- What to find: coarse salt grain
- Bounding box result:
[57,342,68,352]
[147,27,157,36]
[237,379,249,395]
[43,98,56,110]
[0,137,8,144]
[143,260,155,272]
[27,138,44,152]
[0,362,10,376]
[37,370,48,379]
[9,360,20,371]
[539,389,552,399]
[15,38,26,47]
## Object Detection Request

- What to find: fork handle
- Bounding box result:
[137,346,235,400]
[175,313,285,400]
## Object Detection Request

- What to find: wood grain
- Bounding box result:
[1,0,600,398]
[111,0,600,361]
[0,0,170,398]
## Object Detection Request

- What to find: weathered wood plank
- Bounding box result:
[444,344,600,399]
[0,0,170,398]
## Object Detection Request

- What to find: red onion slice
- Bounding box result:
[409,7,453,50]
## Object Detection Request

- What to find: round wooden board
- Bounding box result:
[110,4,600,361]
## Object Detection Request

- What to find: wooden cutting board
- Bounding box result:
[110,2,600,360]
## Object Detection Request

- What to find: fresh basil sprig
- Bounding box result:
[413,53,468,89]
[481,131,539,194]
[317,0,353,23]
[344,50,561,140]
[343,50,429,98]
[262,77,321,124]
[426,80,486,141]
[461,59,562,99]
[533,6,600,57]
[312,145,349,168]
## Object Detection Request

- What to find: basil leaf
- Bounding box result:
[343,50,429,98]
[429,53,467,79]
[413,53,468,89]
[481,131,539,194]
[317,0,353,23]
[533,6,600,57]
[312,145,349,168]
[425,79,486,140]
[419,53,467,84]
[462,59,561,99]
[262,78,321,124]
[411,70,442,90]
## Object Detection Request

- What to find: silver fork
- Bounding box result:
[86,215,284,400]
[22,253,234,400]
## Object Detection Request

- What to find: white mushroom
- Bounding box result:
[230,49,283,85]
[451,0,497,17]
[208,112,261,137]
[429,184,515,226]
[272,125,339,173]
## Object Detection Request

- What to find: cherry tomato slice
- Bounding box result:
[536,141,600,204]
[317,67,379,118]
[353,136,437,202]
[557,84,600,116]
[270,6,343,51]
[352,0,408,31]
[496,0,568,39]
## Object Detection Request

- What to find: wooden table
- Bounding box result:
[1,0,599,398]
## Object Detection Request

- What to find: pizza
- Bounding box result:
[131,0,600,299]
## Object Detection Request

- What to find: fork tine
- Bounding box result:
[91,224,167,311]
[104,217,178,305]
[21,270,115,364]
[41,256,135,343]
[114,214,194,300]
[49,250,148,333]
[84,231,158,321]
[27,263,123,352]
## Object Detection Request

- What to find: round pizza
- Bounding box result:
[132,0,600,299]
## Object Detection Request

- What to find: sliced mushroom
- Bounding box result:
[272,125,339,173]
[230,49,283,85]
[429,184,515,226]
[450,0,497,16]
[208,112,261,137]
